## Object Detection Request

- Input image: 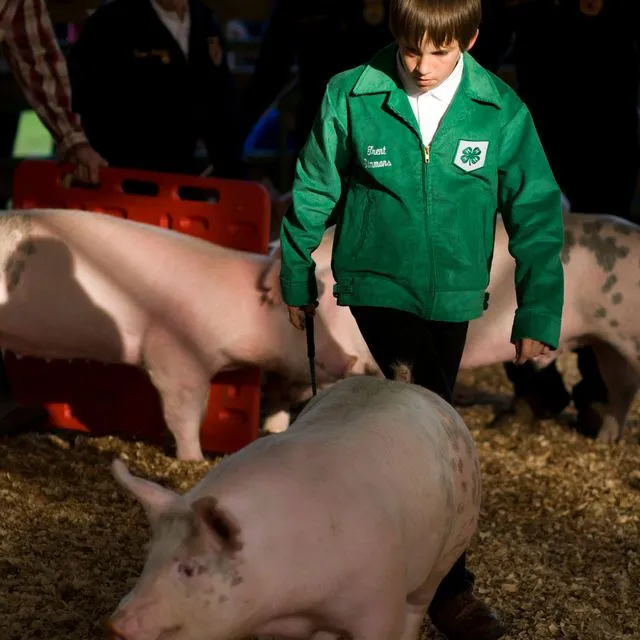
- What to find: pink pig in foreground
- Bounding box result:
[107,365,481,640]
[0,209,357,460]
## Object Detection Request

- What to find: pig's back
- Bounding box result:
[289,377,480,582]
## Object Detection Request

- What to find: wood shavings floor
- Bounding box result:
[0,354,638,640]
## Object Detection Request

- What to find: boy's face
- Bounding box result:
[398,30,478,93]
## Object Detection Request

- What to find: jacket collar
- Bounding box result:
[350,43,502,109]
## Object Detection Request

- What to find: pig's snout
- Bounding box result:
[105,607,149,640]
[106,609,182,640]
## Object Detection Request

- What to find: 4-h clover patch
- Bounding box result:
[453,140,489,172]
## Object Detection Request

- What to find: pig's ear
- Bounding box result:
[111,458,178,522]
[191,496,243,554]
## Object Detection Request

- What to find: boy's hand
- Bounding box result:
[288,303,318,331]
[514,338,551,365]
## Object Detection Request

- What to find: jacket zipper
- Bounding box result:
[421,140,435,314]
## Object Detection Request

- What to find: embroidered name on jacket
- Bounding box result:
[364,145,392,168]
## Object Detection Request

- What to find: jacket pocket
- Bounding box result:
[336,186,372,265]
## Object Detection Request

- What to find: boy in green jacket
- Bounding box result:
[279,0,564,638]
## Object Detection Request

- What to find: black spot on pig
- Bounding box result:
[613,222,634,236]
[4,236,38,293]
[231,575,243,587]
[601,275,617,293]
[595,307,607,318]
[610,319,620,328]
[561,230,576,264]
[5,255,27,293]
[471,458,481,506]
[218,594,228,604]
[463,434,473,460]
[583,221,604,234]
[442,467,454,510]
[579,222,630,272]
[612,292,623,305]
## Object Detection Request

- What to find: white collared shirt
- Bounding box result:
[150,0,191,57]
[396,52,464,146]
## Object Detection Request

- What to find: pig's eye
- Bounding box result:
[178,562,195,578]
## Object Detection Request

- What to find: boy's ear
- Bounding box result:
[466,28,480,51]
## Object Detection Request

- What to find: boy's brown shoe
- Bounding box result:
[429,588,506,640]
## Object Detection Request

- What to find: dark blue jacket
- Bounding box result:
[68,0,247,178]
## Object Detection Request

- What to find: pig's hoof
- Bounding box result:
[512,397,538,425]
[262,409,291,434]
[595,414,621,444]
[487,398,536,430]
[575,402,609,440]
[487,407,515,430]
[174,447,206,462]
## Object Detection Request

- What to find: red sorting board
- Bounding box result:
[4,159,271,455]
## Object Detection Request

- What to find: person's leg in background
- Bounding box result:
[349,305,505,640]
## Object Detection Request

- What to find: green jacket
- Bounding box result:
[279,44,565,348]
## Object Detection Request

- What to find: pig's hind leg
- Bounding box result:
[142,329,212,461]
[588,340,640,443]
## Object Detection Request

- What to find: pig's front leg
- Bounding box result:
[344,570,408,640]
[259,252,282,306]
[348,603,407,640]
[400,608,427,640]
[142,327,212,461]
[261,373,293,434]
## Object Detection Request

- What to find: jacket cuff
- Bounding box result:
[280,277,318,307]
[510,308,562,350]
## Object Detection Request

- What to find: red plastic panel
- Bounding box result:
[5,160,271,455]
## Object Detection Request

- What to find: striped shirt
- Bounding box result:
[0,0,87,155]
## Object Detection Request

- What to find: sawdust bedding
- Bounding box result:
[1,354,638,640]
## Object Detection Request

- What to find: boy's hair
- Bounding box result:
[389,0,482,51]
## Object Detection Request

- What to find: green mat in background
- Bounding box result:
[13,110,54,158]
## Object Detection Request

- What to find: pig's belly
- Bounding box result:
[460,312,515,369]
[0,253,147,364]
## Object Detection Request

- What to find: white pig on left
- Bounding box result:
[106,364,481,640]
[0,209,357,460]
